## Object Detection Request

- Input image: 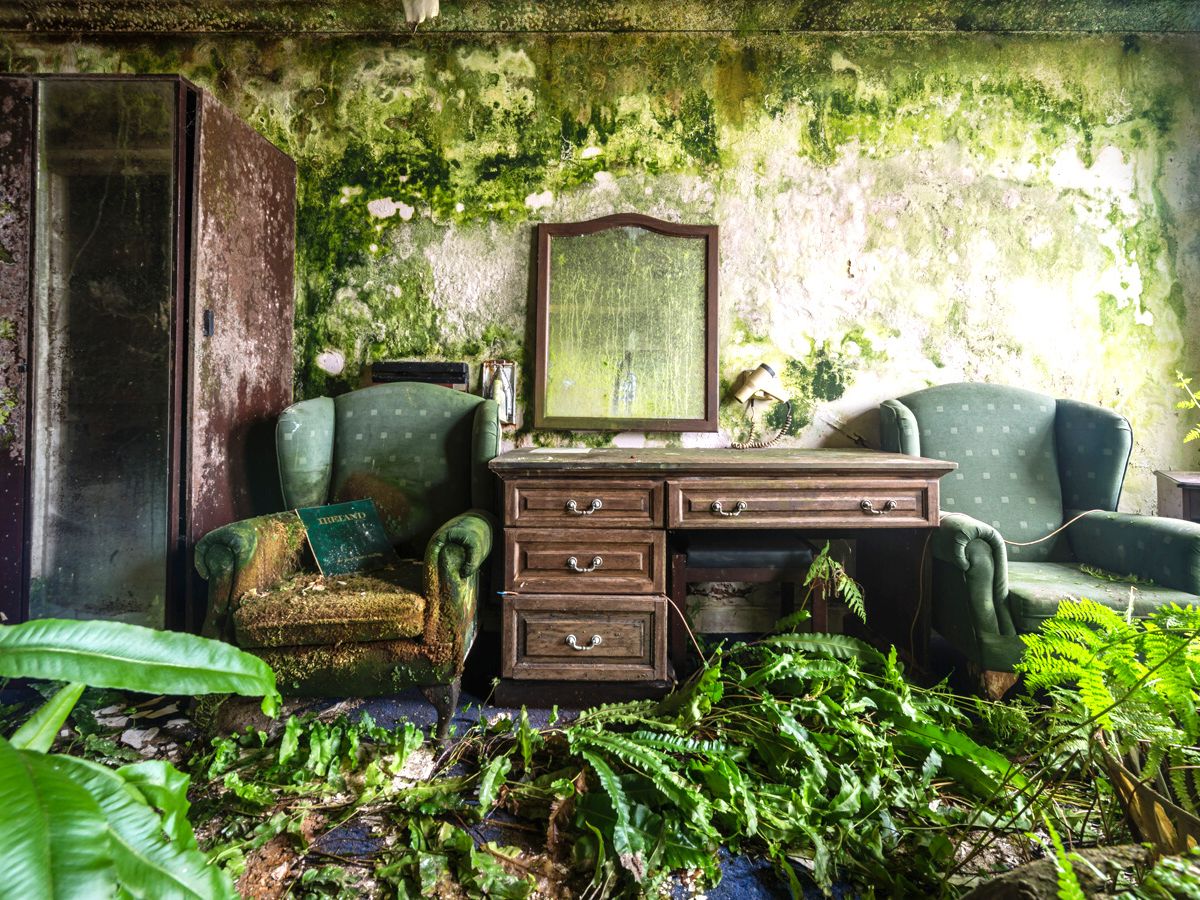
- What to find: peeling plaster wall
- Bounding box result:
[3,14,1199,512]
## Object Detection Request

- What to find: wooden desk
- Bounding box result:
[1156,471,1200,523]
[489,448,955,702]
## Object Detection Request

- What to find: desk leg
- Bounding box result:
[669,552,689,679]
[855,529,932,672]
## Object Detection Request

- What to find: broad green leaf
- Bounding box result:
[278,715,302,766]
[898,720,1026,794]
[477,753,512,809]
[0,619,279,717]
[580,750,645,879]
[574,731,710,824]
[118,760,198,851]
[51,753,236,899]
[760,632,881,663]
[462,841,534,899]
[0,735,115,899]
[10,682,85,752]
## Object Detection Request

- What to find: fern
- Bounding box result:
[1177,371,1200,452]
[804,542,866,624]
[570,731,712,827]
[624,730,732,757]
[579,749,646,879]
[760,632,880,662]
[1045,818,1086,900]
[1018,598,1200,816]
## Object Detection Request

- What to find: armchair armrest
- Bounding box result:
[931,512,1016,640]
[932,513,1009,593]
[422,510,496,662]
[194,511,310,640]
[1069,510,1200,595]
[424,509,495,580]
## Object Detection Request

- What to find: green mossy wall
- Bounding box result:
[4,8,1199,512]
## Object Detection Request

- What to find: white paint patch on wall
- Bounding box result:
[422,221,528,341]
[367,196,415,220]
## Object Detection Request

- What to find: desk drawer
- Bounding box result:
[503,594,668,681]
[504,479,664,528]
[504,528,666,594]
[667,477,936,528]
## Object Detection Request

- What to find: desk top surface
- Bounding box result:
[1155,470,1200,488]
[490,446,956,477]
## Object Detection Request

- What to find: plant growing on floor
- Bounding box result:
[1017,599,1200,850]
[0,618,279,899]
[181,545,1040,897]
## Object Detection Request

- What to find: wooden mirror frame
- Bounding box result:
[532,213,718,432]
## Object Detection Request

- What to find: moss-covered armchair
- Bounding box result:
[195,382,500,739]
[880,383,1200,691]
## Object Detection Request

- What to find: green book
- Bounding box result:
[297,499,400,576]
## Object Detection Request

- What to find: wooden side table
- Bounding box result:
[1155,471,1200,523]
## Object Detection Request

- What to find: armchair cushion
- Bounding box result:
[276,397,336,509]
[256,639,452,696]
[325,384,495,555]
[1006,561,1196,633]
[1067,510,1200,595]
[233,562,426,649]
[895,383,1066,561]
[1055,399,1132,511]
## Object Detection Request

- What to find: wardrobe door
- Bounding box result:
[186,87,295,625]
[0,76,33,624]
[27,78,178,627]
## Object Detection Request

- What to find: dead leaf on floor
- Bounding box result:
[120,726,159,750]
[236,833,299,900]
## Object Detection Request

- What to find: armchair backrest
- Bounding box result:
[276,383,500,554]
[881,383,1128,562]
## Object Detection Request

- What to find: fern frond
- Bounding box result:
[1075,667,1116,728]
[1142,742,1167,784]
[1045,818,1087,900]
[625,730,732,757]
[571,731,711,826]
[760,632,881,664]
[1169,754,1199,815]
[579,749,646,873]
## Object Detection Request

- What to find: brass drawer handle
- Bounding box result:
[565,498,603,515]
[566,555,603,573]
[566,633,603,651]
[710,500,748,517]
[860,498,898,515]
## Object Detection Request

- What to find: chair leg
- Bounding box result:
[980,669,1019,701]
[422,678,461,742]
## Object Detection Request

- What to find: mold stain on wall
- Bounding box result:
[2,24,1198,512]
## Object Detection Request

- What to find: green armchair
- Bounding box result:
[881,383,1200,688]
[195,382,500,739]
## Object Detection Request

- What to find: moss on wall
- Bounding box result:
[2,17,1198,511]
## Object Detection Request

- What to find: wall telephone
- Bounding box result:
[731,363,793,450]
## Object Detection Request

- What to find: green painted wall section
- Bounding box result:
[2,21,1198,512]
[4,1,1200,35]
